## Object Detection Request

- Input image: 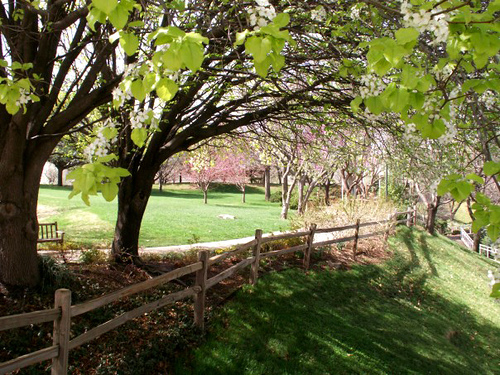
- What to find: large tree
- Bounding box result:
[75,1,362,262]
[0,1,123,286]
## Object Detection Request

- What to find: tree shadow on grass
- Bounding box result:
[174,230,500,375]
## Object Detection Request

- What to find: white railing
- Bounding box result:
[460,227,474,250]
[460,227,499,263]
[479,244,499,262]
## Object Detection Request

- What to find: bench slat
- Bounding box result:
[38,222,64,244]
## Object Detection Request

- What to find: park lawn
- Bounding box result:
[37,184,288,248]
[174,227,500,375]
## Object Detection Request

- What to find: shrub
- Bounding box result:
[293,197,398,230]
[435,219,448,235]
[269,190,298,210]
[38,256,74,293]
[80,248,108,264]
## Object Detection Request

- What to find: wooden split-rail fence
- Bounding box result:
[0,209,416,374]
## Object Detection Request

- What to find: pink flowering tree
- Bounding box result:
[186,146,223,204]
[218,141,262,203]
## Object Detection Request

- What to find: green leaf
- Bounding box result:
[455,181,474,201]
[185,32,209,45]
[254,57,271,78]
[350,96,362,113]
[131,79,146,102]
[162,45,183,71]
[365,96,384,115]
[143,73,157,92]
[416,75,435,92]
[180,41,204,71]
[128,20,145,28]
[395,28,420,47]
[245,36,272,63]
[471,218,485,233]
[92,0,117,15]
[270,53,285,72]
[490,206,500,225]
[235,30,249,46]
[475,192,491,206]
[131,127,148,147]
[109,4,129,30]
[101,182,119,202]
[487,224,500,242]
[120,32,139,56]
[273,13,290,28]
[419,119,445,139]
[156,78,179,101]
[484,161,500,176]
[388,88,410,113]
[401,64,419,90]
[382,41,408,67]
[114,167,131,178]
[465,173,485,184]
[5,100,19,114]
[437,179,452,196]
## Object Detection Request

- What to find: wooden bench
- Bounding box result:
[38,222,64,244]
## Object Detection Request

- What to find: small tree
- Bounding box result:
[155,154,186,191]
[186,146,223,204]
[218,142,261,203]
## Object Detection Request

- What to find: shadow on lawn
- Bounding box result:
[175,228,500,375]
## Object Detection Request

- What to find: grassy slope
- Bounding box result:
[174,227,500,375]
[37,184,287,248]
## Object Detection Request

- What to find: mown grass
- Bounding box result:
[37,184,288,248]
[174,227,500,375]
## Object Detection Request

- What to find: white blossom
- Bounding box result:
[312,6,327,22]
[248,0,276,29]
[401,1,449,45]
[130,109,152,129]
[481,90,497,111]
[15,88,32,107]
[85,127,111,160]
[359,73,386,98]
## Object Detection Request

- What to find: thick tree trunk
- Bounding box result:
[473,230,481,253]
[112,172,155,263]
[426,196,441,235]
[264,166,271,201]
[203,189,208,204]
[242,186,246,203]
[0,134,51,286]
[0,183,40,286]
[57,167,64,187]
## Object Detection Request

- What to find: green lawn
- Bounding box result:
[174,227,500,375]
[37,184,288,248]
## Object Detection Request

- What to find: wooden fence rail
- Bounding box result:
[0,209,415,375]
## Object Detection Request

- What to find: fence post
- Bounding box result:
[406,207,412,227]
[194,250,209,330]
[383,214,394,244]
[353,219,360,261]
[304,224,317,270]
[413,204,417,226]
[51,289,71,375]
[250,229,263,285]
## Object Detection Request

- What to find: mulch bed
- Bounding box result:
[0,238,390,374]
